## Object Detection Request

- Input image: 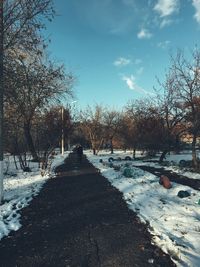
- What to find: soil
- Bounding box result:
[0,153,175,267]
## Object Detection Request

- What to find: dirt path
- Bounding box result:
[0,153,175,267]
[133,164,200,191]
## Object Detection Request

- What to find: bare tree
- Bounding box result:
[5,51,74,160]
[0,0,55,204]
[4,0,54,51]
[118,113,138,158]
[155,70,185,162]
[171,49,200,169]
[126,99,167,158]
[79,105,105,155]
[103,109,122,154]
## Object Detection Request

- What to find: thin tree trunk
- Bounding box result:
[97,139,104,155]
[24,123,38,161]
[133,148,136,159]
[18,154,25,170]
[13,155,18,170]
[109,138,114,154]
[192,134,198,169]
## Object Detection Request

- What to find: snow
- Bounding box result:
[133,158,200,182]
[86,150,200,267]
[0,152,68,241]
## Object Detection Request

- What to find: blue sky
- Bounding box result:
[45,0,200,109]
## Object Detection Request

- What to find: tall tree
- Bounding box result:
[80,105,105,155]
[171,49,200,169]
[126,99,167,157]
[5,51,74,160]
[4,0,54,51]
[0,0,55,205]
[155,70,185,162]
[103,109,122,154]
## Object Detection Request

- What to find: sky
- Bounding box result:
[45,0,200,109]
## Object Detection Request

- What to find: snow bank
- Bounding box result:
[0,152,69,240]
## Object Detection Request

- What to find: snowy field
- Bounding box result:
[86,150,200,267]
[0,152,68,241]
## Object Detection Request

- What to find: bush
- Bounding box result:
[123,167,133,177]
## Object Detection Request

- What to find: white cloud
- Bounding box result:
[122,75,136,90]
[122,75,151,95]
[154,0,180,17]
[192,0,200,23]
[114,57,131,67]
[157,40,171,49]
[160,18,173,27]
[137,28,152,39]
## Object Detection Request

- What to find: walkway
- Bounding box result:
[0,153,175,267]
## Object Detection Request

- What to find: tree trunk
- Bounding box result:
[192,134,198,170]
[159,150,168,163]
[13,155,18,170]
[133,148,136,159]
[92,148,96,155]
[24,123,38,161]
[110,139,113,154]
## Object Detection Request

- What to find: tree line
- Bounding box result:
[2,1,200,173]
[76,49,200,171]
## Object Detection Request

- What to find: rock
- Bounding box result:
[159,175,172,189]
[177,190,190,198]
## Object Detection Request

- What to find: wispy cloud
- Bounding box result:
[122,75,151,95]
[160,18,173,28]
[137,28,152,39]
[192,0,200,23]
[154,0,180,17]
[157,40,171,49]
[114,57,131,67]
[122,75,137,90]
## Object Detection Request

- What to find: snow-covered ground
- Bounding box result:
[0,152,68,241]
[86,150,200,267]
